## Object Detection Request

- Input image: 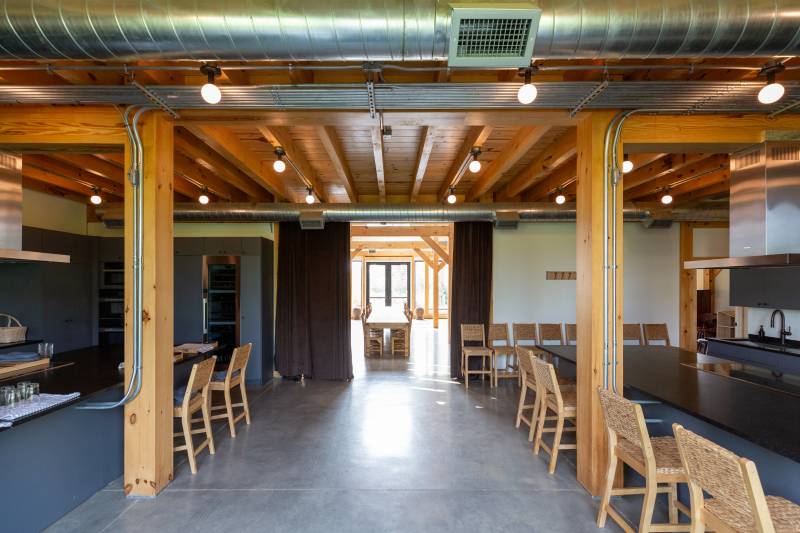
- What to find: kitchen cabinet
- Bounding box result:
[203,237,244,256]
[97,237,123,262]
[174,237,205,256]
[41,261,92,352]
[174,255,203,344]
[730,267,800,310]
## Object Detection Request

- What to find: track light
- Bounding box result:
[305,187,315,204]
[89,188,102,205]
[517,67,538,105]
[554,189,566,205]
[660,189,673,205]
[758,71,785,104]
[198,188,210,205]
[200,65,222,104]
[446,188,457,204]
[622,154,634,174]
[468,147,482,173]
[273,148,287,173]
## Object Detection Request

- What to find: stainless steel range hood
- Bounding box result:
[685,141,800,269]
[0,153,70,264]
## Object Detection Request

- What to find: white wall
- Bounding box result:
[492,222,680,341]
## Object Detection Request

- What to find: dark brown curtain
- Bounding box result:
[275,222,353,381]
[449,222,493,379]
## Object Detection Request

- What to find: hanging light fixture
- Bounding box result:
[660,188,673,205]
[89,188,102,205]
[758,70,785,104]
[200,64,222,104]
[621,154,634,174]
[517,67,538,104]
[273,147,287,173]
[446,188,457,204]
[198,187,210,205]
[305,187,315,204]
[468,147,482,173]
[554,188,566,205]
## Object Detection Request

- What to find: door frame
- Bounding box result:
[365,261,411,308]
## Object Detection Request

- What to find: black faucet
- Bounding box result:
[770,309,792,345]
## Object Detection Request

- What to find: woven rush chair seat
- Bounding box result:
[548,388,577,411]
[616,436,685,477]
[705,497,800,533]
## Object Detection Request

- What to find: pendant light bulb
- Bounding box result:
[468,159,481,173]
[89,191,102,205]
[200,65,222,104]
[273,159,286,173]
[305,188,315,204]
[446,188,457,204]
[555,193,566,205]
[198,193,210,205]
[621,156,634,174]
[517,68,537,104]
[758,82,785,104]
[660,191,673,205]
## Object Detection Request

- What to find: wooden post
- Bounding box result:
[575,111,623,496]
[124,112,174,497]
[679,223,698,352]
[433,260,440,329]
[424,263,430,316]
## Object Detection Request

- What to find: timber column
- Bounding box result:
[124,112,174,497]
[575,111,624,496]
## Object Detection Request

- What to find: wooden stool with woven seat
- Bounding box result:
[673,423,800,533]
[460,324,493,389]
[488,323,517,387]
[643,323,671,346]
[204,343,252,438]
[173,356,217,475]
[512,323,538,385]
[624,323,644,345]
[597,389,690,533]
[532,357,577,474]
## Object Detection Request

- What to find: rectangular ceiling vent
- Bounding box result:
[299,212,325,230]
[448,3,541,68]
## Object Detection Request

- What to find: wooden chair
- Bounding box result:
[363,316,383,357]
[596,389,689,533]
[204,343,252,438]
[173,356,217,475]
[460,324,493,389]
[514,346,540,442]
[488,323,517,387]
[531,357,577,474]
[565,323,577,345]
[673,423,800,533]
[512,323,538,385]
[643,323,671,346]
[624,323,644,345]
[538,323,565,345]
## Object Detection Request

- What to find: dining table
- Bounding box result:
[366,307,411,357]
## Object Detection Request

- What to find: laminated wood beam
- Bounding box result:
[679,224,697,352]
[625,154,728,201]
[257,126,329,202]
[369,127,387,202]
[0,106,126,147]
[622,153,710,192]
[421,236,450,264]
[316,126,358,202]
[523,156,577,201]
[410,126,436,202]
[438,126,493,202]
[499,129,577,200]
[23,155,124,196]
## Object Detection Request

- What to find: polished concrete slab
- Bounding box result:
[48,320,630,533]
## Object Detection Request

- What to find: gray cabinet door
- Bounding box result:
[240,255,262,382]
[173,255,204,344]
[203,237,244,256]
[41,262,92,352]
[174,238,204,256]
[98,237,123,262]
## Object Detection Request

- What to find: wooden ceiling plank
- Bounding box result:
[498,128,577,200]
[410,126,436,202]
[625,154,729,201]
[467,125,551,201]
[316,126,358,202]
[438,125,493,201]
[257,125,329,202]
[369,126,387,202]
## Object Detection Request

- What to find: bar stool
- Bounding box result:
[643,323,671,346]
[173,356,217,475]
[460,324,493,389]
[673,423,800,533]
[205,343,252,438]
[596,389,689,533]
[624,323,644,345]
[531,357,577,474]
[488,323,516,387]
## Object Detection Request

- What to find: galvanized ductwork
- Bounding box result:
[0,0,797,61]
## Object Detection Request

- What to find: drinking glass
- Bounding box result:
[46,343,54,358]
[38,343,47,357]
[29,382,40,398]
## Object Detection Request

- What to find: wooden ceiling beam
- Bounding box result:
[50,154,125,183]
[622,153,709,191]
[23,155,124,196]
[21,163,125,202]
[522,156,577,201]
[672,180,731,207]
[467,125,551,201]
[256,126,329,202]
[0,106,126,147]
[173,152,240,201]
[498,129,577,200]
[369,126,387,202]
[316,126,358,202]
[350,226,450,237]
[410,126,436,202]
[421,235,450,264]
[174,127,274,201]
[21,176,90,203]
[438,125,493,202]
[625,154,729,201]
[413,247,437,269]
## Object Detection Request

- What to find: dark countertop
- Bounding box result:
[0,345,124,429]
[536,345,800,463]
[710,335,800,357]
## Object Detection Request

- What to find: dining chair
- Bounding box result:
[488,323,516,387]
[362,315,384,357]
[531,357,577,474]
[514,346,540,442]
[538,323,565,345]
[673,423,800,533]
[643,323,671,346]
[173,356,217,475]
[624,323,644,345]
[564,323,577,345]
[596,389,689,532]
[460,324,493,389]
[512,323,539,385]
[204,343,252,438]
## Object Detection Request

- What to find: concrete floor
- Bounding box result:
[48,321,630,533]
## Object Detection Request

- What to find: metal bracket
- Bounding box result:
[130,81,180,119]
[569,79,609,117]
[366,80,377,119]
[768,99,800,119]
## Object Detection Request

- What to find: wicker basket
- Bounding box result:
[0,313,27,344]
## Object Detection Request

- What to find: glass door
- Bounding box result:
[367,262,410,311]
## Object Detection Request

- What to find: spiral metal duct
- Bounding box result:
[0,1,797,61]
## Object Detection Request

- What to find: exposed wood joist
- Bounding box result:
[51,154,126,182]
[369,127,387,202]
[498,129,577,200]
[256,126,329,202]
[21,176,90,203]
[21,163,107,200]
[421,236,450,264]
[523,156,577,201]
[316,126,358,202]
[625,154,729,200]
[438,126,493,201]
[23,155,124,196]
[173,152,239,201]
[350,226,450,237]
[638,166,730,203]
[410,126,436,202]
[622,153,709,191]
[351,245,365,260]
[672,180,731,207]
[174,127,274,201]
[413,247,437,269]
[467,125,551,201]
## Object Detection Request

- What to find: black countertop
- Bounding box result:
[536,345,800,463]
[0,345,124,429]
